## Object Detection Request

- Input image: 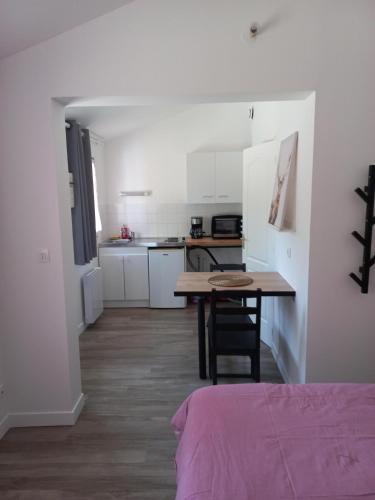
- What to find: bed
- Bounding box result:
[171,383,375,500]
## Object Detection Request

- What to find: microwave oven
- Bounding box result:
[211,215,242,239]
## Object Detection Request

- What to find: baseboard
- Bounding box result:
[271,343,291,384]
[104,300,150,308]
[0,414,11,440]
[4,393,86,432]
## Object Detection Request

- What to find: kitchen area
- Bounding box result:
[99,213,242,313]
[65,102,252,323]
[98,213,243,310]
[99,237,187,309]
[64,95,313,390]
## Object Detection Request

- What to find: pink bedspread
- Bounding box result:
[171,383,375,500]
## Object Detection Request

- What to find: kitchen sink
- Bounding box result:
[106,239,131,245]
[164,237,179,242]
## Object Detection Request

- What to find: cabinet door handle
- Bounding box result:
[162,253,169,256]
[203,195,213,198]
[218,195,229,198]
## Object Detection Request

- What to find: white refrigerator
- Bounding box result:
[148,248,186,308]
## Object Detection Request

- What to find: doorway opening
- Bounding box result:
[58,91,315,395]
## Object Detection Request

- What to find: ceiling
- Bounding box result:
[65,105,191,140]
[0,0,135,60]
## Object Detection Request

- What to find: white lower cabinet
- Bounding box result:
[100,254,125,301]
[123,253,149,301]
[99,247,149,307]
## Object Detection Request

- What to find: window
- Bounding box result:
[92,159,102,233]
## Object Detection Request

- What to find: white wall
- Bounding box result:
[0,260,8,436]
[251,96,315,383]
[0,97,82,431]
[0,345,9,438]
[0,0,375,433]
[102,103,249,239]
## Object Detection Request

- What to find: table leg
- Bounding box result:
[197,297,207,379]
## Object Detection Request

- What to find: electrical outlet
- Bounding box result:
[39,249,50,264]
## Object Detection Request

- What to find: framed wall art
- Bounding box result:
[268,131,298,230]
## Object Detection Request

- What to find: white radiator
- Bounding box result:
[82,267,104,324]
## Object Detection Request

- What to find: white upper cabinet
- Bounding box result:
[187,151,242,203]
[215,152,243,203]
[186,152,215,203]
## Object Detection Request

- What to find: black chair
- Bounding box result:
[210,263,246,272]
[208,288,262,385]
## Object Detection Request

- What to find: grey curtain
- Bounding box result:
[66,121,97,265]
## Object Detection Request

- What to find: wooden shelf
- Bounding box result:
[185,237,242,248]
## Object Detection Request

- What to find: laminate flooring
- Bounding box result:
[0,306,283,500]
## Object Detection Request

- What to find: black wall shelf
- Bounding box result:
[349,164,375,293]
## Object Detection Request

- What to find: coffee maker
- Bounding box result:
[190,216,203,239]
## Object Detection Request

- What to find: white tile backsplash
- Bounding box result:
[101,202,242,239]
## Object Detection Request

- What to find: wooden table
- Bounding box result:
[174,272,296,379]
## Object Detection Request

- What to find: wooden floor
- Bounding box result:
[0,306,283,500]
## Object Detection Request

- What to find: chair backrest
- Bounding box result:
[210,288,262,348]
[210,263,246,272]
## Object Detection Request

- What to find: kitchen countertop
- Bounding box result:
[100,237,243,249]
[185,237,242,248]
[99,238,186,249]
